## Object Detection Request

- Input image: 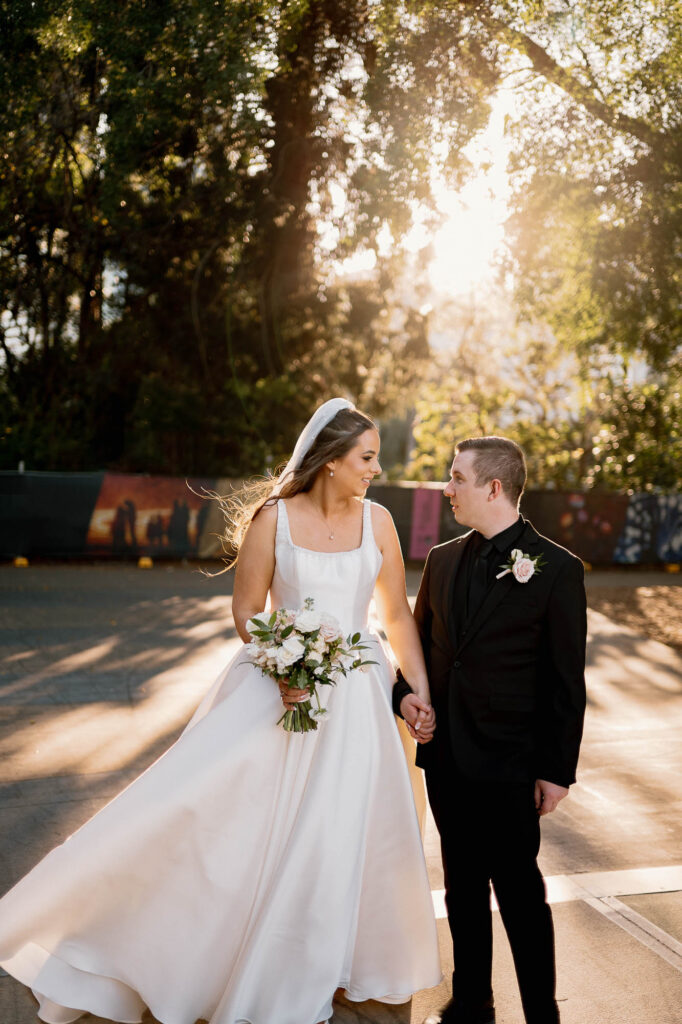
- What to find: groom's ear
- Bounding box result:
[488,478,503,500]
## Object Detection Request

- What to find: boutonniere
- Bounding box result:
[496,548,546,583]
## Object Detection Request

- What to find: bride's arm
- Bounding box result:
[232,504,277,643]
[372,505,431,709]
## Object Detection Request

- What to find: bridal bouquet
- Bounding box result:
[246,598,375,733]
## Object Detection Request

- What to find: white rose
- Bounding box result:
[510,549,523,561]
[512,557,535,583]
[294,608,322,633]
[284,634,306,656]
[274,636,307,673]
[264,645,280,663]
[248,645,266,666]
[306,650,323,665]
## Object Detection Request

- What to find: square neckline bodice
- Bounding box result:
[277,497,374,556]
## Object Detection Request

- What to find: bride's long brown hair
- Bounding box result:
[210,407,376,569]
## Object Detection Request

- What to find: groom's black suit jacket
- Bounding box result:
[394,519,587,788]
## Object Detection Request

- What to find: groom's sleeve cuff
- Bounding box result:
[535,763,576,789]
[392,669,413,718]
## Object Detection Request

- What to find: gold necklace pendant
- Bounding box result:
[309,497,335,541]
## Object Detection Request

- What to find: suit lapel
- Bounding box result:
[445,531,474,651]
[455,519,542,655]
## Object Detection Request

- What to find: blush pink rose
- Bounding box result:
[318,614,342,642]
[512,557,535,583]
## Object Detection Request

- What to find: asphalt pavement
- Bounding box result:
[1,564,681,1024]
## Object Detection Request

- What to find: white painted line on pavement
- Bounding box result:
[432,864,682,973]
[584,896,682,974]
[431,863,682,916]
[571,864,682,900]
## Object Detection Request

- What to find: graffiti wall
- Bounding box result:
[0,471,680,564]
[613,494,682,564]
[85,474,214,559]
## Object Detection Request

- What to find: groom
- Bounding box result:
[395,436,587,1024]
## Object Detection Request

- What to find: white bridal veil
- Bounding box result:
[271,397,355,496]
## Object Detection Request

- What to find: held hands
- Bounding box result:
[400,694,436,744]
[279,681,438,746]
[534,779,568,816]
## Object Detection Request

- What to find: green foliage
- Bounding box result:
[1,0,679,490]
[406,295,682,493]
[587,379,682,492]
[406,306,589,487]
[497,0,681,368]
[0,0,495,473]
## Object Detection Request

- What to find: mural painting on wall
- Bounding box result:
[86,474,215,558]
[409,488,443,560]
[614,495,682,564]
[528,491,630,564]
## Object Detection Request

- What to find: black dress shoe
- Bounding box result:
[423,998,496,1024]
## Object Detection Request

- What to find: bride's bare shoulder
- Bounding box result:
[368,501,396,541]
[368,499,392,520]
[245,499,278,539]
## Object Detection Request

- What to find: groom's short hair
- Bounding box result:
[456,436,527,504]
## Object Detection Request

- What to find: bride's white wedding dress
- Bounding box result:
[0,499,441,1024]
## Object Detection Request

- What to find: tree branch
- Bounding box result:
[477,11,664,151]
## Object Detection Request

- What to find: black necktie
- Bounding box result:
[468,539,494,618]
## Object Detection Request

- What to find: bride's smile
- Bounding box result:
[327,427,382,498]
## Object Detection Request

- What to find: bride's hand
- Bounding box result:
[400,694,436,744]
[278,680,309,710]
[414,703,436,743]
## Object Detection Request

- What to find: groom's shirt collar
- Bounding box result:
[477,514,525,554]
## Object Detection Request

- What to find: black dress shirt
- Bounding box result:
[455,516,526,639]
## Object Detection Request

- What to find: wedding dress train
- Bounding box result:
[0,499,441,1024]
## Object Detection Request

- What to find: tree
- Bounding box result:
[405,288,681,492]
[0,0,496,473]
[406,294,589,485]
[2,0,679,481]
[489,0,681,368]
[587,378,682,492]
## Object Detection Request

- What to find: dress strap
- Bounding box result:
[276,499,292,545]
[362,498,374,550]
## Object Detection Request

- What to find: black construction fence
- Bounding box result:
[1,471,680,566]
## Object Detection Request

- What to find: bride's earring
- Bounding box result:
[329,470,334,477]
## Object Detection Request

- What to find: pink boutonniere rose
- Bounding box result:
[496,548,546,583]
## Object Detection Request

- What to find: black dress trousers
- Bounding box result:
[425,755,558,1024]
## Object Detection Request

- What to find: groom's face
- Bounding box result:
[443,450,490,529]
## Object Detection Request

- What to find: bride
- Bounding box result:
[0,398,441,1024]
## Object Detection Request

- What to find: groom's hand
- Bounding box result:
[400,694,436,744]
[534,779,569,816]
